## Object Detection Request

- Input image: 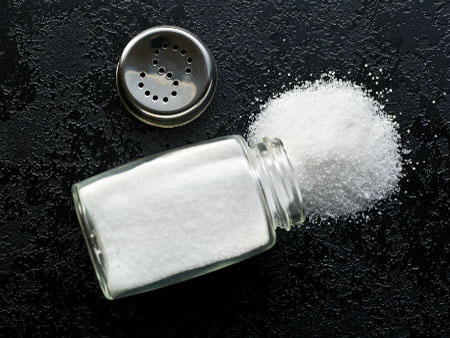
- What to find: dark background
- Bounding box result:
[1,1,449,337]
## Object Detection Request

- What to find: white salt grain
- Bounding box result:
[248,77,402,218]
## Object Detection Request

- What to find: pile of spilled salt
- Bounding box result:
[248,78,402,218]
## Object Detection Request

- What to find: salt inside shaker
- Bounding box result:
[72,135,305,299]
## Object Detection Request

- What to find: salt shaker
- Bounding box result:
[72,135,305,299]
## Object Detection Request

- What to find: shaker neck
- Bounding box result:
[249,138,305,231]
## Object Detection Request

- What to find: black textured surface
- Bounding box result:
[1,1,449,337]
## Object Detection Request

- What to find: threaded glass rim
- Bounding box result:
[262,138,306,229]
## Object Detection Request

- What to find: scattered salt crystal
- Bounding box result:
[248,77,402,218]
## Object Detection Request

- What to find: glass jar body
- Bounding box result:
[73,135,303,299]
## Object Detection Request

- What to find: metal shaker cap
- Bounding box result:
[116,26,217,128]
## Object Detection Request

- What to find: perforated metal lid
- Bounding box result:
[116,26,217,128]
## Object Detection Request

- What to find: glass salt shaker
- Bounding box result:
[72,135,305,299]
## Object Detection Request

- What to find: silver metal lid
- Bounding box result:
[116,26,217,128]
